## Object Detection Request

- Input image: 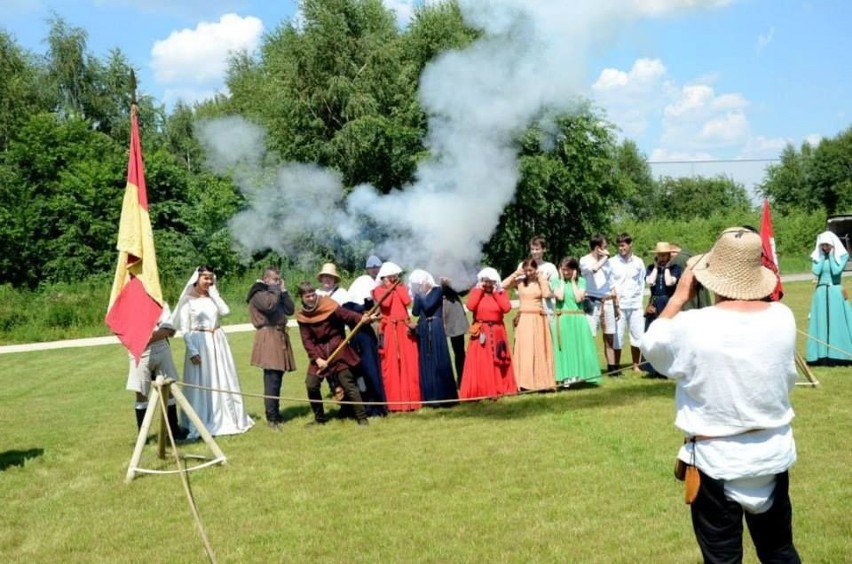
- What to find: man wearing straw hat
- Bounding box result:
[317,262,351,305]
[641,227,801,563]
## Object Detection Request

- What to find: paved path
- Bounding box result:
[0,271,847,355]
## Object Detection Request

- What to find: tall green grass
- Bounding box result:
[1,281,850,562]
[0,265,322,344]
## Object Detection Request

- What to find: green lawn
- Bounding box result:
[1,280,850,562]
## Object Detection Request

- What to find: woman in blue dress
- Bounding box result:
[409,269,459,407]
[806,231,852,366]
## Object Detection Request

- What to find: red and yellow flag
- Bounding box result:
[759,198,784,302]
[105,105,164,362]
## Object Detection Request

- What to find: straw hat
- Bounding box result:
[316,263,340,282]
[689,227,777,301]
[652,242,674,254]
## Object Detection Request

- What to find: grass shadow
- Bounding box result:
[438,378,675,420]
[281,404,312,420]
[0,448,44,471]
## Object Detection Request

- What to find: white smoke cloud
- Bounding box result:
[151,13,264,85]
[204,0,732,283]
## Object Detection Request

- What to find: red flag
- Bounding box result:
[759,199,784,301]
[105,105,163,362]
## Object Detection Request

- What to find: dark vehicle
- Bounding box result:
[827,214,852,271]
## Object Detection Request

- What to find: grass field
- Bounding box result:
[1,280,850,563]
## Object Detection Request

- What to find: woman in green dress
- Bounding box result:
[551,257,602,386]
[806,231,852,366]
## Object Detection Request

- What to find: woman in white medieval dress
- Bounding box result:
[172,265,254,438]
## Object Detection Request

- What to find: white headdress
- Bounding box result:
[347,274,378,306]
[376,261,402,279]
[407,269,436,296]
[811,231,847,261]
[477,267,502,291]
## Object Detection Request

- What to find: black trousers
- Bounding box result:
[263,369,285,422]
[305,368,367,422]
[690,469,800,564]
[450,334,466,387]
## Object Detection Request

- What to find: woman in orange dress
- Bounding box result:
[503,259,555,391]
[372,262,421,411]
[460,267,516,399]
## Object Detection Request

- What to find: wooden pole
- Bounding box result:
[319,277,401,371]
[126,384,160,482]
[794,351,820,387]
[125,377,227,483]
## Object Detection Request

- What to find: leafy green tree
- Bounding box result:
[614,139,659,221]
[760,128,852,215]
[485,109,624,273]
[809,128,852,214]
[760,143,818,214]
[0,113,126,287]
[226,0,422,192]
[0,31,46,151]
[655,174,751,221]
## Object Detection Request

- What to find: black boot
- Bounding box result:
[135,407,147,430]
[166,404,190,440]
[307,388,328,424]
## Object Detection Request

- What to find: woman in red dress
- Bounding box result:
[460,267,516,399]
[372,262,421,411]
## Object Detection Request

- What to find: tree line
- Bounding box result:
[0,0,848,292]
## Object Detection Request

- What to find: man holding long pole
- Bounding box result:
[296,281,378,426]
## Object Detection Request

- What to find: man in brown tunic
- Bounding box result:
[296,281,374,426]
[247,266,296,430]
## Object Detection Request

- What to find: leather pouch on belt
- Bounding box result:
[684,465,700,505]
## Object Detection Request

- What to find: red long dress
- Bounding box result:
[373,283,421,411]
[460,288,516,399]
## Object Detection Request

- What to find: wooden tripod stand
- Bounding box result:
[125,376,227,483]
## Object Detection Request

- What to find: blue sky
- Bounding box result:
[3,0,850,194]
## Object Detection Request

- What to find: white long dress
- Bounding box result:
[176,290,254,438]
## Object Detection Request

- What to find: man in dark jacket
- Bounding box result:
[296,281,375,426]
[247,266,296,430]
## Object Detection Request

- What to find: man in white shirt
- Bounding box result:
[641,227,800,563]
[579,234,618,375]
[316,262,351,305]
[609,233,646,372]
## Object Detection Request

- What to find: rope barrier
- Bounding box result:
[177,363,633,409]
[796,328,852,359]
[175,328,852,412]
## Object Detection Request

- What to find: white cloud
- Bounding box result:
[756,26,775,53]
[740,135,790,158]
[592,58,668,136]
[660,80,750,149]
[150,13,264,85]
[804,133,823,146]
